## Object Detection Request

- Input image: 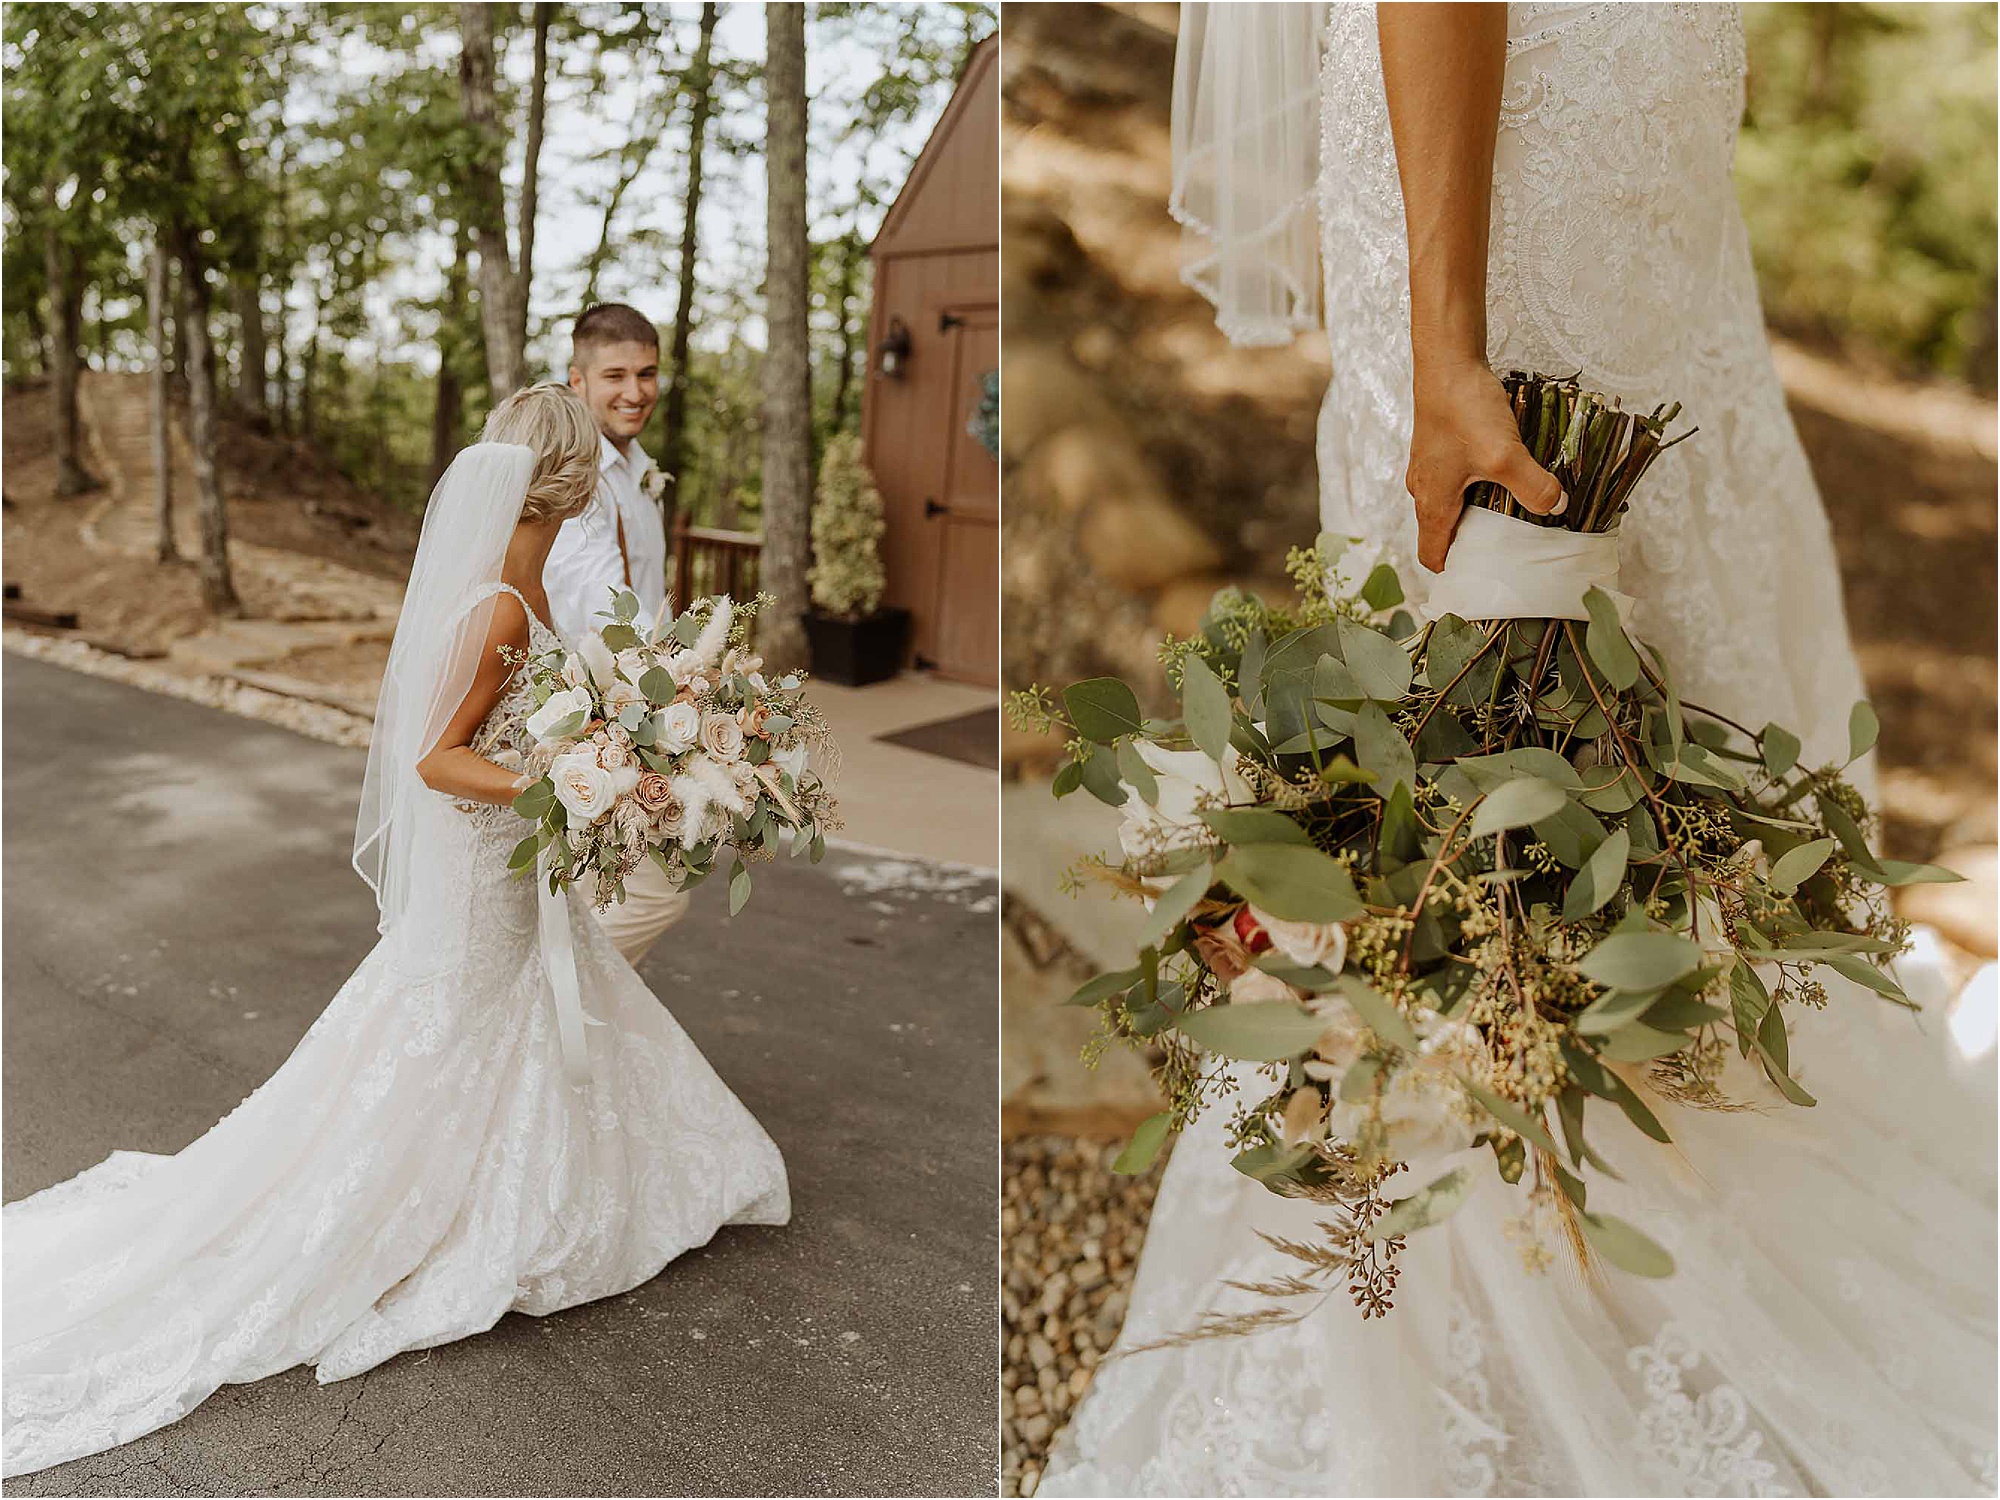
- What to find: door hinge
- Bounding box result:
[924,497,948,518]
[913,652,938,671]
[938,311,964,333]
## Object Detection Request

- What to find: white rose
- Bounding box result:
[656,699,702,754]
[1249,908,1348,972]
[615,647,656,686]
[664,650,701,686]
[700,711,745,761]
[1117,742,1255,865]
[576,631,618,690]
[774,742,809,783]
[527,685,593,745]
[550,747,614,825]
[560,652,589,688]
[596,733,632,772]
[602,677,645,715]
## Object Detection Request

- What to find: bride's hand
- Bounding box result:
[1406,361,1565,572]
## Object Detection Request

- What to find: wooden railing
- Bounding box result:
[671,518,762,607]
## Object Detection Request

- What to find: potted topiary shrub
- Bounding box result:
[803,433,910,686]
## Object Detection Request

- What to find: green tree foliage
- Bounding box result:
[1,1,997,527]
[1740,2,1997,389]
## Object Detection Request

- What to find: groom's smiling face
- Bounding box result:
[568,339,660,444]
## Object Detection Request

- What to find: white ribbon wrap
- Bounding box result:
[537,848,597,1087]
[1420,506,1636,624]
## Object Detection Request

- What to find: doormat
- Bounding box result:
[877,707,998,770]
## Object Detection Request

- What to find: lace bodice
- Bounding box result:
[467,583,562,768]
[1314,1,1864,766]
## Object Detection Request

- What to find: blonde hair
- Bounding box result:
[480,382,600,522]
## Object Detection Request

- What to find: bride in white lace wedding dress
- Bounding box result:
[3,385,788,1479]
[1041,5,1995,1495]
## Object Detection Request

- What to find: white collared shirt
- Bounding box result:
[544,433,668,644]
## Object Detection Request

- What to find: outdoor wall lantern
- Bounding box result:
[877,316,912,379]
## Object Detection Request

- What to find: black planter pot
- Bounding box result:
[802,606,911,687]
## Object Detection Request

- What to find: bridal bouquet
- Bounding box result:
[506,590,840,914]
[1010,372,1955,1328]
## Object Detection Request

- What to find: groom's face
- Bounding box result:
[569,340,660,444]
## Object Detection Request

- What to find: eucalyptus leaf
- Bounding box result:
[1563,826,1631,920]
[1201,808,1313,846]
[1352,701,1416,795]
[1111,1112,1172,1175]
[1338,616,1413,701]
[1582,586,1640,690]
[1848,700,1880,762]
[1577,931,1703,991]
[1470,777,1569,840]
[1138,864,1211,951]
[1215,844,1365,923]
[1173,1000,1331,1062]
[1368,1166,1476,1242]
[1767,837,1834,894]
[1064,678,1145,745]
[1115,740,1159,807]
[1597,1023,1691,1063]
[1463,1082,1562,1158]
[1578,1212,1675,1277]
[1760,723,1801,779]
[1182,653,1234,764]
[728,861,752,917]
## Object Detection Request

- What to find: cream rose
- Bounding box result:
[655,699,701,754]
[602,677,645,716]
[634,772,676,813]
[527,685,593,745]
[1247,908,1349,972]
[738,702,772,738]
[550,747,615,825]
[700,711,745,761]
[595,732,632,772]
[615,647,655,685]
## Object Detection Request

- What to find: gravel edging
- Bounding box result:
[4,628,374,749]
[1002,1133,1166,1497]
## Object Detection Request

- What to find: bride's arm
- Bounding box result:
[416,591,538,806]
[1377,4,1563,572]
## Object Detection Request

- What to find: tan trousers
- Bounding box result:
[597,853,691,967]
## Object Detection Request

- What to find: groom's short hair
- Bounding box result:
[571,303,659,367]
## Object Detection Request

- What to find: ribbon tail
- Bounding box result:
[537,850,593,1087]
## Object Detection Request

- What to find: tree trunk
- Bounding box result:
[232,273,267,423]
[758,2,812,672]
[301,287,323,445]
[432,224,470,487]
[44,213,95,496]
[173,226,241,617]
[149,238,179,564]
[660,0,721,548]
[458,1,550,397]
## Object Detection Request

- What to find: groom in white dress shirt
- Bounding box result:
[545,302,689,966]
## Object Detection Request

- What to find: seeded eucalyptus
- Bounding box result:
[1009,374,1955,1335]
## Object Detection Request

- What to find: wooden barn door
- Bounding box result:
[916,299,998,686]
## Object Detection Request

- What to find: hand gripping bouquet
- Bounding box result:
[1011,372,1958,1334]
[508,590,841,916]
